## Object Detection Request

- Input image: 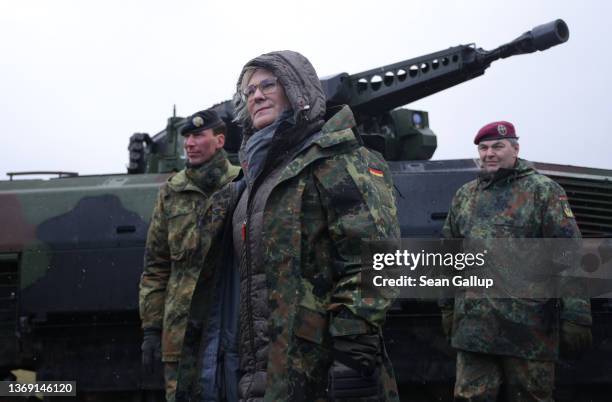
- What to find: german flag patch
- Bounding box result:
[559,195,574,218]
[563,203,575,219]
[368,167,384,177]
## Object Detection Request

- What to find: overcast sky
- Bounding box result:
[1,0,610,179]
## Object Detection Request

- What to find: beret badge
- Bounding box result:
[192,116,204,127]
[474,121,516,144]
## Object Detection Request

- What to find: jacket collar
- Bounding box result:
[168,153,238,194]
[276,105,360,184]
[477,158,536,189]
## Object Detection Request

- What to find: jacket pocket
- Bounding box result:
[167,210,199,259]
[492,216,528,237]
[293,306,328,345]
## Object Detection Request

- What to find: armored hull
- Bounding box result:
[2,160,611,400]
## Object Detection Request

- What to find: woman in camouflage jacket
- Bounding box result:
[177,51,400,402]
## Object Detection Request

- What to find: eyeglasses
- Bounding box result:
[241,77,279,101]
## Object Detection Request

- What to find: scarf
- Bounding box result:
[185,149,229,193]
[239,109,294,187]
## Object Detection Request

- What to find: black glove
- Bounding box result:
[328,334,381,401]
[141,327,162,373]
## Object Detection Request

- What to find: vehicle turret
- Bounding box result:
[128,19,569,170]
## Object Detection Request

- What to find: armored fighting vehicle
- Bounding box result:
[1,19,611,401]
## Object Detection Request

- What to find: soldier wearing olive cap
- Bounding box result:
[139,109,240,401]
[440,121,592,401]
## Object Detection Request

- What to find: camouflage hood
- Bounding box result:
[233,50,327,138]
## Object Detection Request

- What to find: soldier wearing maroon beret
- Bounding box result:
[473,120,518,144]
[473,121,520,173]
[440,120,593,401]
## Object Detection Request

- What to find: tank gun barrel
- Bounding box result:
[482,19,569,64]
[321,19,569,115]
[129,20,570,170]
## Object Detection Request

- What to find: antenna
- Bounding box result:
[173,104,176,118]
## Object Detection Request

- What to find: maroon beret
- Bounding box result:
[474,121,518,144]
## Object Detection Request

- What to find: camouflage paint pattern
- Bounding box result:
[0,170,175,392]
[442,159,592,361]
[455,350,554,401]
[139,152,240,362]
[0,173,169,289]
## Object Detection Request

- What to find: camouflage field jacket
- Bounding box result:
[442,159,592,361]
[139,152,240,361]
[176,105,401,402]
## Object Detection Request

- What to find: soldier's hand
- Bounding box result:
[328,334,381,401]
[561,321,592,356]
[141,327,162,373]
[441,308,454,341]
